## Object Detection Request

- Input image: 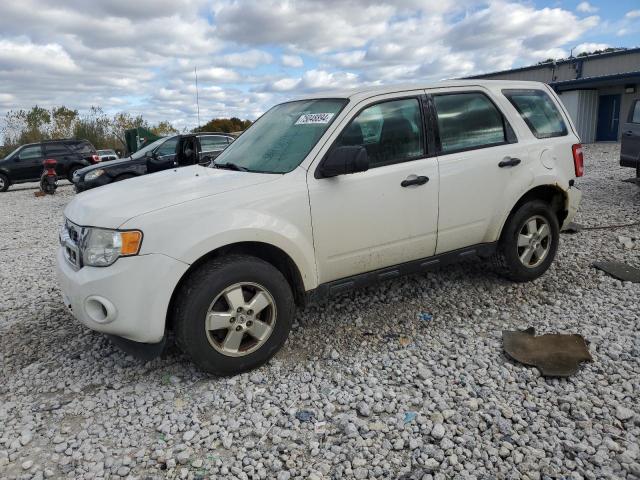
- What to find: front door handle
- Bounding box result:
[498,157,521,168]
[624,131,633,136]
[401,175,429,187]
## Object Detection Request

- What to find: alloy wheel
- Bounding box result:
[517,215,552,268]
[205,282,277,357]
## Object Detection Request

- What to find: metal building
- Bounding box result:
[468,48,640,143]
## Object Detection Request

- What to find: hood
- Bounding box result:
[77,156,142,176]
[64,165,279,228]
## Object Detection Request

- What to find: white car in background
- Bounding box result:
[97,149,119,162]
[57,80,583,375]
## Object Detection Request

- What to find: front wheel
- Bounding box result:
[0,173,9,192]
[495,200,560,282]
[67,165,81,183]
[174,255,295,375]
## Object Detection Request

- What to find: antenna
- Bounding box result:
[195,66,201,129]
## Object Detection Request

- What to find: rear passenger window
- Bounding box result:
[334,98,424,168]
[503,89,568,138]
[68,141,95,155]
[200,136,229,151]
[45,143,72,156]
[433,92,508,153]
[630,100,640,124]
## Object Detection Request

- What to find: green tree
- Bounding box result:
[50,106,78,139]
[194,117,252,134]
[110,112,148,149]
[73,107,111,149]
[151,121,178,136]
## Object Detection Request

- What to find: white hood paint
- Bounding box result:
[64,165,279,228]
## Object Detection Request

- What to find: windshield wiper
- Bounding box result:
[213,162,249,172]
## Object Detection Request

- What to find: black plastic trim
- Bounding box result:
[106,334,167,361]
[309,242,497,301]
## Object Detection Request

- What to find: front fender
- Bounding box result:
[121,171,318,290]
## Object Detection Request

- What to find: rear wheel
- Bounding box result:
[495,200,559,282]
[0,173,9,192]
[174,255,295,375]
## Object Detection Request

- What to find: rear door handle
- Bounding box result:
[624,131,634,136]
[401,175,429,187]
[498,157,521,168]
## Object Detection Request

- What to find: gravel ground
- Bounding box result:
[1,144,639,480]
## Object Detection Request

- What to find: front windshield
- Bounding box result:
[213,98,347,173]
[130,137,169,160]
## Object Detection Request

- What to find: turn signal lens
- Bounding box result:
[120,231,143,256]
[572,144,584,177]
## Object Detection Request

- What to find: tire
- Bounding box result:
[67,165,81,183]
[173,254,295,375]
[494,200,559,282]
[0,173,9,192]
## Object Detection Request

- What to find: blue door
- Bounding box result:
[596,94,621,141]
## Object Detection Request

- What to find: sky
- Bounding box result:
[0,0,639,131]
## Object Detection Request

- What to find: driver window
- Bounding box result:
[156,137,179,156]
[334,98,424,168]
[19,146,42,160]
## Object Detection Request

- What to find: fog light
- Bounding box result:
[84,296,116,324]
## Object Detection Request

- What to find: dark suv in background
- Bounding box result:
[621,98,640,179]
[0,139,99,192]
[74,133,234,192]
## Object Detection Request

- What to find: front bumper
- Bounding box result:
[56,248,189,343]
[563,185,582,228]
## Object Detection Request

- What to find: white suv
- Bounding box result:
[57,80,583,375]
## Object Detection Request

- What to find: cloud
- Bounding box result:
[0,38,78,74]
[573,43,610,55]
[0,0,629,134]
[281,54,304,68]
[576,2,598,14]
[196,67,240,82]
[221,50,273,68]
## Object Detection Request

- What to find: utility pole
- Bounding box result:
[195,66,201,129]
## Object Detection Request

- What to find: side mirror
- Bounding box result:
[318,146,369,178]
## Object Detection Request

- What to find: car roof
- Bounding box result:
[20,139,88,147]
[196,132,234,136]
[292,79,550,103]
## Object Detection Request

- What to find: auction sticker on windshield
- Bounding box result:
[295,113,334,125]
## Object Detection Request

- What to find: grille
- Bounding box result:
[60,220,85,270]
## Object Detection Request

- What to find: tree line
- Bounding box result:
[0,106,252,156]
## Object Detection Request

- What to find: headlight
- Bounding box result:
[84,169,105,182]
[82,228,143,267]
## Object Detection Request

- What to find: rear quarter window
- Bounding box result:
[68,141,96,155]
[502,89,568,139]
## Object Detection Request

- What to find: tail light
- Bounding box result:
[91,154,101,164]
[572,144,584,177]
